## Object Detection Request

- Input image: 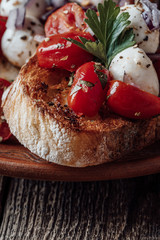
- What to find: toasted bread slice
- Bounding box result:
[2,55,160,167]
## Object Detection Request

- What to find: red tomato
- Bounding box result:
[0,78,11,142]
[45,3,87,37]
[0,16,7,55]
[37,31,95,72]
[107,80,160,119]
[68,62,111,117]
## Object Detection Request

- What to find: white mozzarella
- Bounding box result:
[1,16,44,67]
[109,46,159,96]
[0,0,46,18]
[0,0,24,16]
[25,0,47,18]
[121,4,159,53]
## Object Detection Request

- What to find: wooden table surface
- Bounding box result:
[0,174,159,240]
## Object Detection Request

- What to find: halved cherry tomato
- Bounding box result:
[0,78,11,142]
[68,62,111,117]
[107,80,160,119]
[0,16,7,55]
[37,31,95,72]
[45,3,87,37]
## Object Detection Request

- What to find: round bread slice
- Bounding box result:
[2,55,160,167]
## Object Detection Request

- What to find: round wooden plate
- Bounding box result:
[0,137,160,181]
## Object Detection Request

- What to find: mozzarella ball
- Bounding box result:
[25,0,47,18]
[109,46,159,96]
[0,0,46,18]
[0,0,24,16]
[1,16,44,67]
[121,4,159,53]
[2,29,38,67]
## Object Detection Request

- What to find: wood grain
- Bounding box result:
[0,176,10,223]
[0,138,160,181]
[0,175,159,240]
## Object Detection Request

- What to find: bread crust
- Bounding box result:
[2,55,160,167]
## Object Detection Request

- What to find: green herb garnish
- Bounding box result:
[94,63,108,89]
[67,0,136,69]
[68,72,75,86]
[80,80,95,88]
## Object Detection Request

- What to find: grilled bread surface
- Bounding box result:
[2,55,160,167]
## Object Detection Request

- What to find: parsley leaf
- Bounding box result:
[107,28,135,66]
[66,0,136,69]
[83,40,106,64]
[94,63,108,89]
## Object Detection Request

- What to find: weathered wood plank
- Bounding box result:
[0,175,159,240]
[0,176,5,221]
[0,176,10,223]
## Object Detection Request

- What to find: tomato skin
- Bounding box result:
[107,80,160,119]
[37,31,95,72]
[0,78,11,142]
[45,3,87,37]
[0,16,7,55]
[68,62,111,117]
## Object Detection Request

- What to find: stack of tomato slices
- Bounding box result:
[37,2,160,119]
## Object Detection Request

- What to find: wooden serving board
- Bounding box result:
[0,137,160,181]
